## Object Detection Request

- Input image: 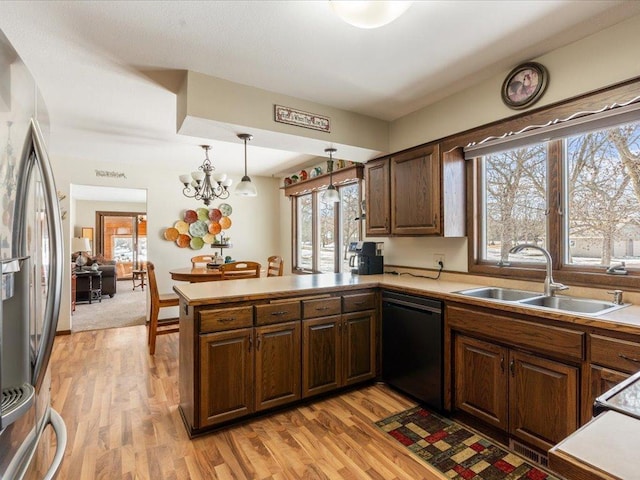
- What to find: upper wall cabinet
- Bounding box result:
[364,143,465,237]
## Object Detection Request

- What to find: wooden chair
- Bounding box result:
[267,255,284,277]
[219,261,261,280]
[147,261,180,355]
[191,255,215,268]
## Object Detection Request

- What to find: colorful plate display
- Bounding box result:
[190,237,204,250]
[183,209,198,224]
[174,220,189,234]
[176,234,191,248]
[218,203,232,216]
[188,220,208,237]
[197,207,209,221]
[163,227,179,241]
[209,208,222,222]
[219,216,232,230]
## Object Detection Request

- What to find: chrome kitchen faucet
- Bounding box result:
[508,244,569,297]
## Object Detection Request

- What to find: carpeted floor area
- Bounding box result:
[376,406,560,480]
[72,282,147,332]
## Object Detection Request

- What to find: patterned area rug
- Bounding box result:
[376,407,560,480]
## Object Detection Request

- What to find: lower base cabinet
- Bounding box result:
[302,310,376,399]
[454,334,578,451]
[180,290,378,435]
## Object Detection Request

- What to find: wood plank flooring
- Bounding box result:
[50,325,444,479]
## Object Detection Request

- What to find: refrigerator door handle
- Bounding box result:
[42,408,67,480]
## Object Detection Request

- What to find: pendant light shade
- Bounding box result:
[323,148,340,203]
[235,133,257,197]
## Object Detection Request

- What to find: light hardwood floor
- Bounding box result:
[50,326,444,479]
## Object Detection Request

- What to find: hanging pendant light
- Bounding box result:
[323,147,340,203]
[235,133,258,197]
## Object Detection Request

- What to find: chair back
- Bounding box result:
[147,261,160,307]
[191,255,215,268]
[219,261,261,280]
[267,255,284,277]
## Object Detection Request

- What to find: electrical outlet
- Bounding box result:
[433,254,445,268]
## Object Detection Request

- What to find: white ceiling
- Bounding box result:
[1,0,639,180]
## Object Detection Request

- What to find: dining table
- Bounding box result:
[169,266,266,283]
[169,267,224,283]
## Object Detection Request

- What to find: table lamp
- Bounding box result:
[72,237,91,270]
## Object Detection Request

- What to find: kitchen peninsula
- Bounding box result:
[174,272,640,478]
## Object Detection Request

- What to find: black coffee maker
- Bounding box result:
[348,241,384,275]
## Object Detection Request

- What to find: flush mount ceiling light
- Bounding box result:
[323,148,340,203]
[235,133,257,197]
[329,1,413,29]
[179,145,232,206]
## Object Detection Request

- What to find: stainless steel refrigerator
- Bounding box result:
[0,30,67,479]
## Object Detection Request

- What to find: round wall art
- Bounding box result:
[501,62,548,110]
[164,204,232,250]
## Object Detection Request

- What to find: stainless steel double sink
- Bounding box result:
[455,286,629,316]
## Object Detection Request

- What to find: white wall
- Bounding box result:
[53,155,282,331]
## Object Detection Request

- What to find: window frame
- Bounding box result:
[290,174,362,274]
[461,79,640,291]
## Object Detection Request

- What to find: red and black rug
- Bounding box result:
[376,406,560,480]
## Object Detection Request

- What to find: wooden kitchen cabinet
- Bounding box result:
[588,333,640,412]
[364,158,391,235]
[509,350,578,452]
[302,315,341,398]
[199,328,254,427]
[364,143,465,237]
[454,335,508,431]
[180,289,378,435]
[302,296,377,398]
[449,304,581,452]
[254,320,301,412]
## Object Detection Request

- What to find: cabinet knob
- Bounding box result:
[509,359,515,377]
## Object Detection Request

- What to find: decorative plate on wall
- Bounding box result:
[164,204,234,250]
[501,62,548,110]
[218,203,232,216]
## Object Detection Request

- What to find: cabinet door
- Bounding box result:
[590,365,629,410]
[454,335,508,431]
[509,350,578,451]
[255,321,301,412]
[342,311,376,386]
[391,144,441,235]
[365,158,391,236]
[302,316,341,398]
[199,328,254,427]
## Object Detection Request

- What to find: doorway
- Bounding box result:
[95,212,147,279]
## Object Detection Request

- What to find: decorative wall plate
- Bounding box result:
[197,207,209,221]
[164,227,179,241]
[190,237,204,250]
[176,234,190,248]
[183,209,198,224]
[219,216,232,230]
[218,203,232,216]
[501,62,548,110]
[174,220,189,234]
[209,208,222,222]
[188,220,208,237]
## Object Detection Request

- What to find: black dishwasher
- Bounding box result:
[382,291,443,411]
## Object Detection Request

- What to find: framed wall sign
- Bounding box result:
[501,62,548,110]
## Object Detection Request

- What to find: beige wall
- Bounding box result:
[54,157,282,331]
[370,13,640,272]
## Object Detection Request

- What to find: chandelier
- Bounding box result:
[179,145,232,206]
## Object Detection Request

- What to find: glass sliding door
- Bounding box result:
[96,212,146,279]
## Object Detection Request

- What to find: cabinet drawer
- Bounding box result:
[200,306,253,333]
[255,301,301,325]
[447,305,584,361]
[342,292,376,313]
[303,297,341,319]
[591,334,640,374]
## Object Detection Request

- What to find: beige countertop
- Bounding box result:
[173,271,640,334]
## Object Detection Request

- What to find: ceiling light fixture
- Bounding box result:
[323,148,340,203]
[329,1,413,29]
[179,145,232,206]
[235,133,257,197]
